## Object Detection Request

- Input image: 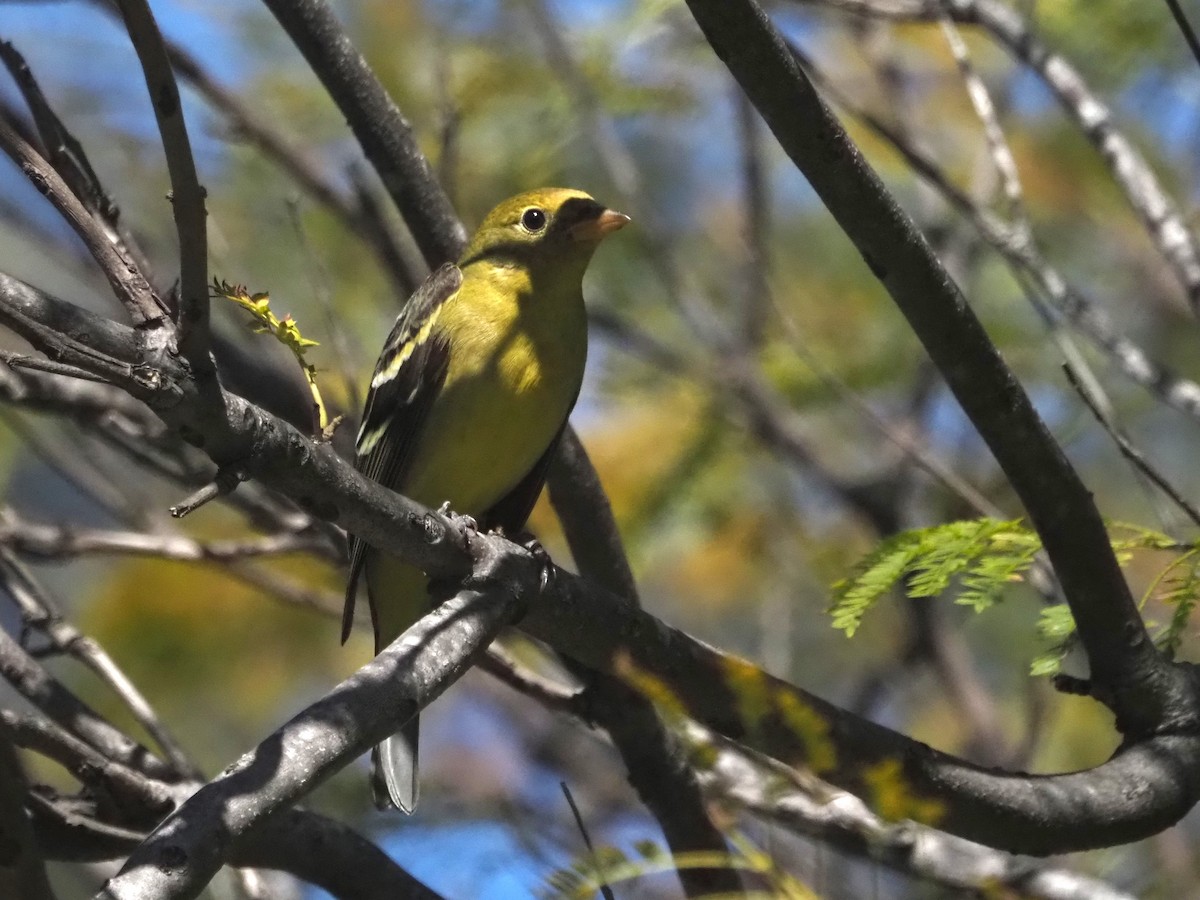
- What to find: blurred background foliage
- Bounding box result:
[4,0,1200,896]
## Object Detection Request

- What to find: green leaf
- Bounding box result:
[830,518,1038,635]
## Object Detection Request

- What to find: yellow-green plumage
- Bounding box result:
[346,188,628,812]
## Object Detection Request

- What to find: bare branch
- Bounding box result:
[96,0,424,299]
[0,715,56,900]
[1063,365,1200,531]
[0,113,166,326]
[0,549,197,778]
[0,40,155,283]
[1164,0,1200,72]
[0,626,173,780]
[97,581,525,899]
[548,433,743,897]
[799,0,1200,315]
[113,0,211,370]
[3,710,174,821]
[260,0,467,265]
[789,41,1200,425]
[689,722,1136,900]
[0,509,326,563]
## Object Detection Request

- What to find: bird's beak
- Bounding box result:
[570,208,631,242]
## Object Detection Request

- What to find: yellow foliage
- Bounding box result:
[669,511,771,614]
[582,384,710,530]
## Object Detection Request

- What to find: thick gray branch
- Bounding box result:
[96,583,524,899]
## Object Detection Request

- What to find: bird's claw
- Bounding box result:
[436,501,478,532]
[520,534,555,594]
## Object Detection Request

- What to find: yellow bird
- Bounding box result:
[344,188,629,812]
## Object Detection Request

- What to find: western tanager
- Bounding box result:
[344,188,629,812]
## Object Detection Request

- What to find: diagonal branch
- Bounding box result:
[97,581,526,900]
[547,431,741,897]
[683,0,1188,734]
[0,715,56,900]
[0,626,173,781]
[797,0,1200,315]
[113,0,210,370]
[87,0,423,299]
[0,113,164,327]
[259,0,466,266]
[0,548,197,778]
[788,41,1200,426]
[688,722,1136,900]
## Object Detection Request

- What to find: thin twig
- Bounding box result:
[89,0,421,300]
[0,410,149,527]
[1063,364,1200,530]
[0,40,155,284]
[0,626,173,780]
[0,115,165,325]
[1164,0,1200,73]
[478,645,582,716]
[0,509,327,563]
[801,0,1200,315]
[0,353,111,384]
[0,547,199,778]
[170,466,246,518]
[560,782,616,900]
[789,39,1200,425]
[935,8,1026,226]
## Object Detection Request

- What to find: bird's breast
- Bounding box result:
[402,277,587,516]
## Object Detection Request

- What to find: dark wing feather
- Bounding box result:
[342,263,461,642]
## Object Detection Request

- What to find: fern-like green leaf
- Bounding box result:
[958,527,1041,612]
[1029,604,1075,677]
[1154,549,1200,658]
[830,531,924,636]
[830,518,1037,635]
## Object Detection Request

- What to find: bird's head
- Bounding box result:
[459,188,629,277]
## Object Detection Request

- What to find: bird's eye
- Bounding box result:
[521,207,547,232]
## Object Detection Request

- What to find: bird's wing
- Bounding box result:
[342,262,462,643]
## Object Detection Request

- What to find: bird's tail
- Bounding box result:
[364,555,431,814]
[372,716,420,813]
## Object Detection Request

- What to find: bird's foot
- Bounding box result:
[518,532,555,595]
[435,501,478,532]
